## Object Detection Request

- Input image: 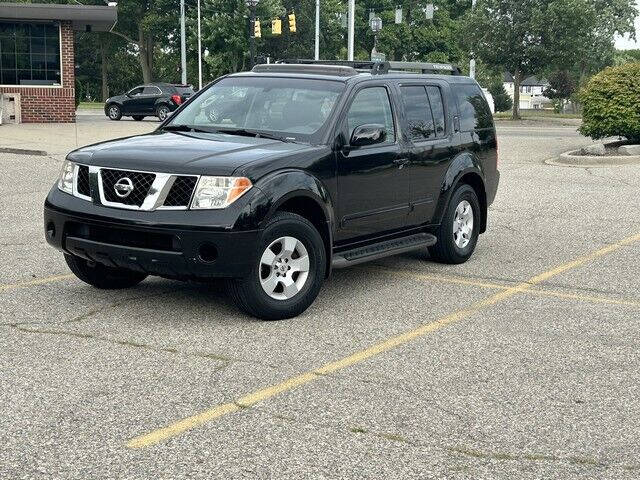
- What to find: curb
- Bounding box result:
[0,147,48,156]
[547,150,640,167]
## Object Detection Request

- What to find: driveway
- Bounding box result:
[1,122,639,479]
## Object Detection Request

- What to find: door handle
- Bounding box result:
[393,158,410,169]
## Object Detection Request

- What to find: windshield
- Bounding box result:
[167,76,345,143]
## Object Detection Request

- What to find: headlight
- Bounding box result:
[58,159,76,195]
[190,176,252,209]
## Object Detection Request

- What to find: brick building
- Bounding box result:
[0,2,116,123]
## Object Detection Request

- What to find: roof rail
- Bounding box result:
[272,59,462,76]
[252,63,358,77]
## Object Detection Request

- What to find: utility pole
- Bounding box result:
[347,0,354,60]
[469,0,476,79]
[245,0,259,68]
[197,0,202,89]
[180,0,187,84]
[314,0,320,60]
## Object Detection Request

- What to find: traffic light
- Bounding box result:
[272,19,281,35]
[254,19,261,38]
[288,13,296,33]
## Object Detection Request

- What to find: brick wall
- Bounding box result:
[0,21,75,123]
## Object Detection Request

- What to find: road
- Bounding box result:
[1,121,639,479]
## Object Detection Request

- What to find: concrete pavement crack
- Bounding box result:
[264,408,636,471]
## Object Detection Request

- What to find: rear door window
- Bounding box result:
[426,86,446,137]
[453,84,493,132]
[142,86,161,96]
[400,86,435,141]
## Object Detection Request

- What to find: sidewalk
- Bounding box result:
[0,111,156,158]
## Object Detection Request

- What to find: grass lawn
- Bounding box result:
[77,102,104,110]
[494,110,582,120]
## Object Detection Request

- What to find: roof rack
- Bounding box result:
[254,59,462,76]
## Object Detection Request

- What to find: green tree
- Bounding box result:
[467,0,637,119]
[488,82,512,113]
[544,71,576,113]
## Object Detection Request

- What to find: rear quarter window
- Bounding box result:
[453,84,493,132]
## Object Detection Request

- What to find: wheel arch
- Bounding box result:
[253,170,335,276]
[434,152,488,234]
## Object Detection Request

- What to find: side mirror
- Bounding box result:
[350,124,387,147]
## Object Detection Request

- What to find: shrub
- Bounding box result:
[579,63,640,141]
[488,82,513,113]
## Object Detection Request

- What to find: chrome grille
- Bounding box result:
[70,164,199,211]
[164,176,197,207]
[101,168,156,207]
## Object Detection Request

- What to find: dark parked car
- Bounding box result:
[104,83,194,121]
[46,61,499,320]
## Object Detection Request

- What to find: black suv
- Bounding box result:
[46,61,499,320]
[104,83,194,122]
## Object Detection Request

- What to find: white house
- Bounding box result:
[503,72,551,110]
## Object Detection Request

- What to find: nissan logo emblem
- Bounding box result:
[114,177,134,198]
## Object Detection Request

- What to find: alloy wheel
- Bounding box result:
[453,200,474,249]
[259,236,310,300]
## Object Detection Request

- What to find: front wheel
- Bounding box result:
[227,212,326,320]
[428,184,481,264]
[107,104,121,121]
[64,254,147,289]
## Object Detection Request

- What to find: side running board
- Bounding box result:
[332,233,437,269]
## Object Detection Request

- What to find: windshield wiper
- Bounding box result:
[216,128,295,143]
[161,124,221,134]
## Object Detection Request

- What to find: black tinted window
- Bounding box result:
[347,87,395,143]
[401,86,435,141]
[142,86,161,95]
[453,84,493,131]
[426,86,446,137]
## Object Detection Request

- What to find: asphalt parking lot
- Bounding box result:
[1,120,639,479]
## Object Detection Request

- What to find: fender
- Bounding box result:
[432,151,488,232]
[252,169,334,227]
[247,169,336,274]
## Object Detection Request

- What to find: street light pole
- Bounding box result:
[469,0,476,79]
[347,0,354,60]
[180,0,187,84]
[314,0,320,60]
[245,0,259,68]
[197,0,202,89]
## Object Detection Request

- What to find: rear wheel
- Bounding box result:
[132,115,145,121]
[64,254,147,289]
[156,104,170,121]
[227,212,326,320]
[107,104,122,121]
[428,184,481,264]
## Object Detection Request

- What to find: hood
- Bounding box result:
[68,130,318,177]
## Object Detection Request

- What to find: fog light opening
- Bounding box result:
[198,243,218,263]
[46,222,56,239]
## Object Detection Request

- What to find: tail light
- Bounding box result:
[171,94,182,105]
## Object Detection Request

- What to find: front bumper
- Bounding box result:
[44,189,261,279]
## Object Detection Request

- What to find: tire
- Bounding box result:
[428,184,481,264]
[107,104,122,121]
[133,115,145,121]
[64,254,147,289]
[227,212,326,320]
[156,104,170,121]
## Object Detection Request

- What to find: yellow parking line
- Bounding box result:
[0,274,74,292]
[378,268,640,308]
[126,232,640,449]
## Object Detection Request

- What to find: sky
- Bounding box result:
[615,1,640,50]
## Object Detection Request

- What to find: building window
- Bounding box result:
[0,21,61,86]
